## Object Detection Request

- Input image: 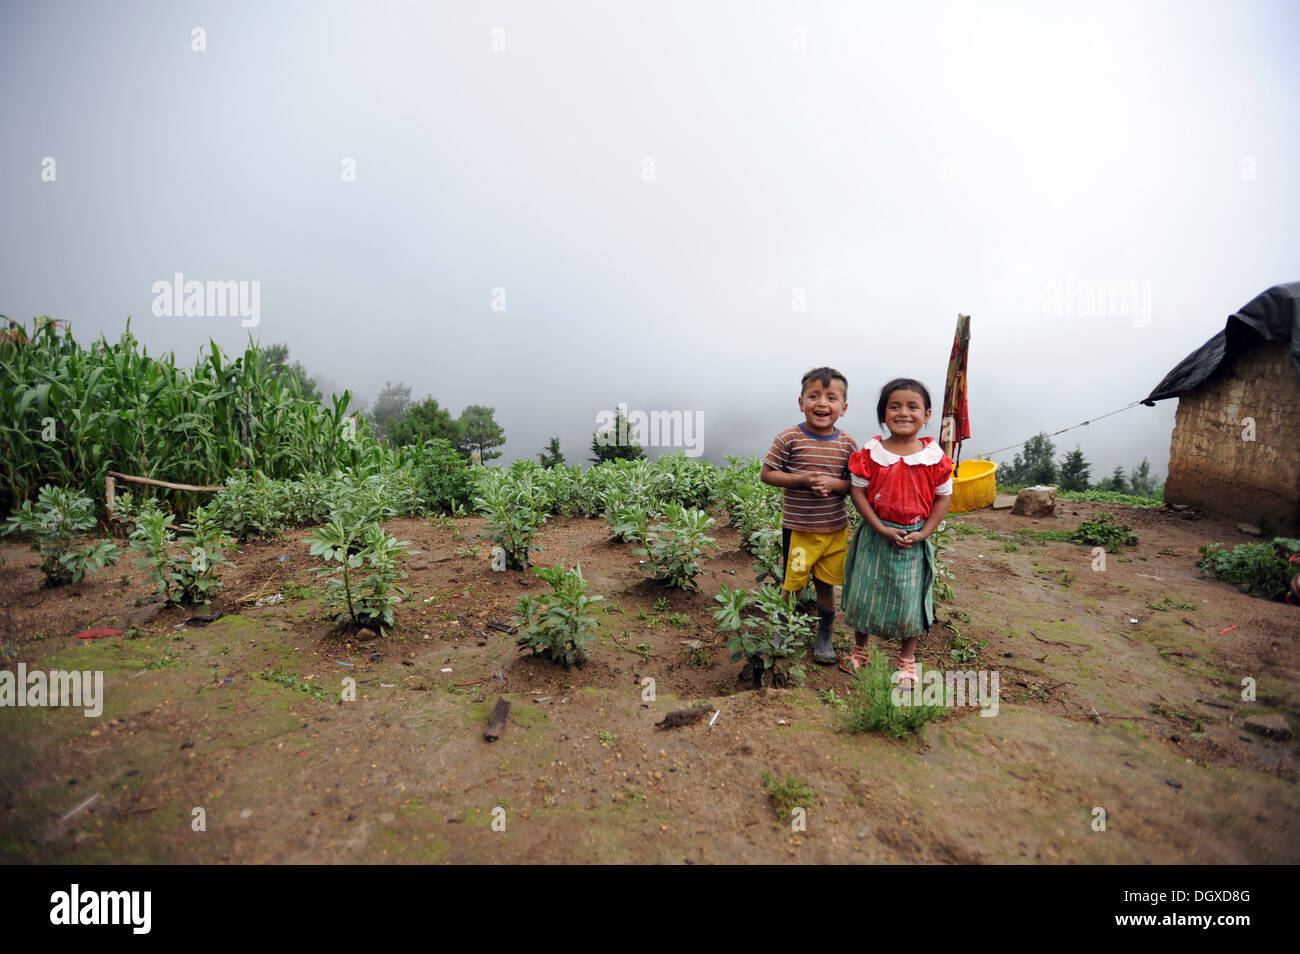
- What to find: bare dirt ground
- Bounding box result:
[1,501,1297,863]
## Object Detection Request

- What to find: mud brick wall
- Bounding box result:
[1164,339,1300,535]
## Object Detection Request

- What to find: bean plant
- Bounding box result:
[306,517,413,635]
[129,502,235,606]
[2,484,118,585]
[474,469,547,569]
[635,502,718,590]
[512,563,604,667]
[713,583,813,688]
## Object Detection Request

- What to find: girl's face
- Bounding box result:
[883,388,930,439]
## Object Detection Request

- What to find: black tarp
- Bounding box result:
[1143,281,1300,404]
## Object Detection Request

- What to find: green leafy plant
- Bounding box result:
[931,520,955,604]
[1197,538,1300,600]
[1149,594,1197,612]
[306,516,414,635]
[636,502,718,591]
[1068,512,1138,552]
[257,666,335,701]
[817,687,848,712]
[606,500,655,546]
[948,629,987,665]
[844,653,947,738]
[680,642,712,669]
[512,563,604,667]
[129,501,235,606]
[713,584,812,688]
[761,771,816,818]
[474,469,547,569]
[2,484,118,585]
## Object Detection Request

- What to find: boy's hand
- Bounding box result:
[807,474,836,497]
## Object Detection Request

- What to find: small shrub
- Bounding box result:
[844,653,947,738]
[129,502,235,606]
[475,470,546,569]
[636,502,717,590]
[761,771,816,818]
[513,563,604,667]
[605,500,655,546]
[3,484,118,585]
[713,584,812,687]
[1068,512,1137,552]
[1197,538,1300,600]
[307,516,413,634]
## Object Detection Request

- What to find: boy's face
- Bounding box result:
[798,378,847,435]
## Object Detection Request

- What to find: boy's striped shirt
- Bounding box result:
[763,424,858,531]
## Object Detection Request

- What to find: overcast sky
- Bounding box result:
[3,0,1297,480]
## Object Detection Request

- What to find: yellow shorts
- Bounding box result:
[782,527,847,590]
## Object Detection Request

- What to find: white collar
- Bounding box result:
[865,436,943,466]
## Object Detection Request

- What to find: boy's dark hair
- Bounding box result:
[876,378,932,426]
[801,367,847,395]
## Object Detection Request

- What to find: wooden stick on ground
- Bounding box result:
[483,697,511,741]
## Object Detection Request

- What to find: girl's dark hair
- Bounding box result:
[876,378,932,426]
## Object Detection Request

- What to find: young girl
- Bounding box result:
[839,378,954,686]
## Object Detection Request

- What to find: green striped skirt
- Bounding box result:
[841,518,935,639]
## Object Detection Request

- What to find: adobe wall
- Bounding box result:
[1164,339,1300,535]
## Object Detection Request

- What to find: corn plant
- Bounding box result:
[635,502,717,590]
[474,469,547,569]
[713,583,812,688]
[512,563,604,667]
[2,484,119,585]
[306,517,413,635]
[0,318,375,519]
[129,502,235,606]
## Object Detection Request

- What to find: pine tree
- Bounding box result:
[1058,446,1091,492]
[1106,465,1127,493]
[538,436,565,468]
[458,405,506,463]
[590,407,645,463]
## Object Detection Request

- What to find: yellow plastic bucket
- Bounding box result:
[950,459,997,513]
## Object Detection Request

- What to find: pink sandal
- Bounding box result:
[896,656,917,689]
[839,644,870,674]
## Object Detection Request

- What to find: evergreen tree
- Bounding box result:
[1005,433,1057,486]
[458,405,506,463]
[370,381,411,438]
[387,397,463,449]
[538,436,565,468]
[1105,465,1128,493]
[1058,446,1091,492]
[1128,458,1155,497]
[590,407,645,463]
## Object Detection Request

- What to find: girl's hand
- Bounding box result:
[889,527,911,548]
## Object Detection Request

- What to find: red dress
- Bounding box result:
[846,436,954,526]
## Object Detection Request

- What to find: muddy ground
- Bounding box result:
[1,500,1297,863]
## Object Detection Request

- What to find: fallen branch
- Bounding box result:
[483,697,511,741]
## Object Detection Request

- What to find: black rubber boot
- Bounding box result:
[813,608,837,664]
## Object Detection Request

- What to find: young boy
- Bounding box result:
[761,367,857,665]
